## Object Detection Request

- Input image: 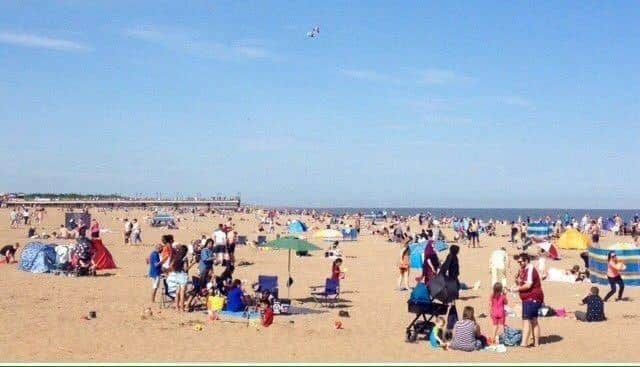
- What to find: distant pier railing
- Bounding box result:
[3,198,241,209]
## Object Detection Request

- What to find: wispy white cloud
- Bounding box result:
[495,95,533,108]
[417,68,471,85]
[339,69,396,83]
[123,26,277,61]
[340,67,470,86]
[407,98,455,112]
[0,31,90,52]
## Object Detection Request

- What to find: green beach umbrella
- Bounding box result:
[262,236,322,298]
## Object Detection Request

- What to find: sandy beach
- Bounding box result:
[0,207,638,363]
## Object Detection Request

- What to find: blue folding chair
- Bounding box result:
[237,235,247,245]
[310,278,340,308]
[254,275,279,300]
[257,235,267,245]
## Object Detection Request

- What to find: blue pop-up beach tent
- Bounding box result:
[19,242,57,273]
[288,220,308,234]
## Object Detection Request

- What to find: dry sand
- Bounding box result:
[0,208,638,363]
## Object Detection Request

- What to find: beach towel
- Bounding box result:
[218,310,260,320]
[409,242,425,269]
[483,344,507,353]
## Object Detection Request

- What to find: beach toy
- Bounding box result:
[334,320,343,329]
[193,323,204,331]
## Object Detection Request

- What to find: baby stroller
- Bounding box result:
[405,283,452,342]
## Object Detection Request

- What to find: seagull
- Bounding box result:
[307,26,320,38]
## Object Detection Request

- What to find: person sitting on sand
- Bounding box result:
[429,316,449,349]
[260,299,274,327]
[575,286,605,322]
[225,279,246,312]
[75,238,96,276]
[450,306,486,351]
[0,243,19,263]
[58,225,69,239]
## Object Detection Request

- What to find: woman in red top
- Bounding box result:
[332,258,344,282]
[511,253,544,348]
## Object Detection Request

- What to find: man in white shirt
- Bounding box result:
[490,247,509,287]
[212,224,227,262]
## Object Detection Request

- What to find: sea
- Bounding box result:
[287,208,640,222]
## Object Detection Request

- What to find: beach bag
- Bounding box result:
[409,283,431,304]
[499,326,522,346]
[427,273,459,303]
[538,305,556,317]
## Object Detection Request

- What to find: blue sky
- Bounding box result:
[1,1,639,208]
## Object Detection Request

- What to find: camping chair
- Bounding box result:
[186,276,208,311]
[310,278,340,308]
[160,275,177,308]
[257,235,267,245]
[253,275,279,302]
[237,235,247,245]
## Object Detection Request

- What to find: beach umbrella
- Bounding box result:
[313,229,343,240]
[261,237,322,298]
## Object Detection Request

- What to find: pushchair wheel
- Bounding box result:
[406,329,417,342]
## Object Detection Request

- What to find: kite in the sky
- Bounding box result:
[307,26,320,38]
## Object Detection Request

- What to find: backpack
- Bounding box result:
[499,326,523,346]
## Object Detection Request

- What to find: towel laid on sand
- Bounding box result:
[218,310,260,320]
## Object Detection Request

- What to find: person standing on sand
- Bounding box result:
[589,220,600,245]
[422,237,440,283]
[511,253,544,348]
[123,218,132,245]
[398,242,410,290]
[132,219,141,244]
[468,218,479,248]
[9,209,18,228]
[490,247,509,288]
[213,224,227,263]
[148,243,163,303]
[90,219,100,238]
[604,251,626,302]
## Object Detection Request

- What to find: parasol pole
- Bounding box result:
[287,248,292,299]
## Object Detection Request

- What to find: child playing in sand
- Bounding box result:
[332,258,345,282]
[429,316,448,349]
[575,286,605,322]
[490,282,507,344]
[260,299,274,327]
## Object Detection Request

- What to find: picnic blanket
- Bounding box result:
[218,310,260,320]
